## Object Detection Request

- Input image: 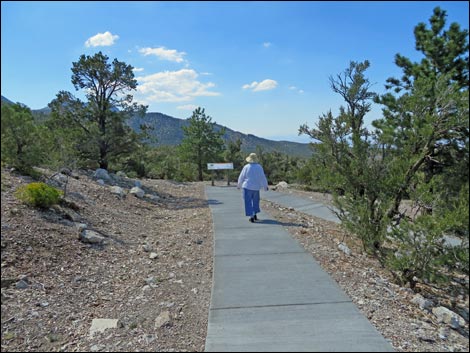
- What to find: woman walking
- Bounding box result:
[237,153,269,222]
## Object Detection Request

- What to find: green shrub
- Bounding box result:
[15,182,63,208]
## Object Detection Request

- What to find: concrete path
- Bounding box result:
[261,189,340,223]
[263,189,463,247]
[204,185,394,352]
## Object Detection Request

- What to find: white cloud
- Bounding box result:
[242,82,258,90]
[288,85,304,94]
[85,31,119,47]
[135,69,220,103]
[263,42,272,48]
[139,46,186,63]
[133,67,144,72]
[177,104,198,111]
[242,79,278,92]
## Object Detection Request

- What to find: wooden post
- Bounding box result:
[207,163,233,187]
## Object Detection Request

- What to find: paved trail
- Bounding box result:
[204,186,394,352]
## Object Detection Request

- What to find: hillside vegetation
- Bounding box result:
[128,112,313,158]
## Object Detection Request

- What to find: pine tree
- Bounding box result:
[373,7,469,286]
[299,61,387,252]
[374,6,469,220]
[179,107,225,181]
[224,138,244,181]
[48,52,147,170]
[299,7,469,287]
[1,103,45,174]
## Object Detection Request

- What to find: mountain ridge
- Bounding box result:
[1,95,313,158]
[129,112,313,158]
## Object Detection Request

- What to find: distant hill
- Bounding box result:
[1,95,51,115]
[129,112,313,158]
[1,95,313,158]
[1,95,16,105]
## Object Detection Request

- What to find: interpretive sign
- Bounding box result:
[207,163,234,170]
[207,163,234,186]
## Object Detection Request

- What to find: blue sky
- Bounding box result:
[2,1,469,143]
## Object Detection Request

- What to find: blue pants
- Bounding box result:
[243,188,261,217]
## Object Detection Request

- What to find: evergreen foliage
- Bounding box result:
[223,138,244,182]
[299,61,390,253]
[179,107,226,181]
[1,103,46,176]
[374,7,469,286]
[47,52,147,170]
[300,7,469,288]
[255,146,304,185]
[146,146,184,180]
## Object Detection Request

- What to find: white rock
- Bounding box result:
[411,294,434,311]
[432,306,466,328]
[338,242,351,255]
[130,187,145,198]
[79,229,105,244]
[89,318,118,337]
[93,168,111,182]
[110,186,125,198]
[154,311,171,329]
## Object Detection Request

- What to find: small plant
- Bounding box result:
[15,182,63,208]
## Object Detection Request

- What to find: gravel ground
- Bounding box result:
[1,168,213,352]
[1,170,468,352]
[262,186,469,352]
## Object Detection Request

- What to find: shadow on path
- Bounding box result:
[255,218,304,227]
[207,199,224,205]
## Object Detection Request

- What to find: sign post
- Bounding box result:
[207,163,234,186]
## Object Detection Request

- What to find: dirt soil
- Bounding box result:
[2,168,212,352]
[1,170,469,352]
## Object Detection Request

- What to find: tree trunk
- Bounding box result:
[198,162,203,181]
[99,142,108,170]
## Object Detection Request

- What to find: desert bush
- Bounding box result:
[15,182,63,208]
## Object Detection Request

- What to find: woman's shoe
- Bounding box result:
[254,214,258,221]
[249,217,254,223]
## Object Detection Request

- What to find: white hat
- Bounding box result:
[246,153,258,163]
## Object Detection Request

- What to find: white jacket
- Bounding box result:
[237,163,268,191]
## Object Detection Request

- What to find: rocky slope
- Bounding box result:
[1,168,213,352]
